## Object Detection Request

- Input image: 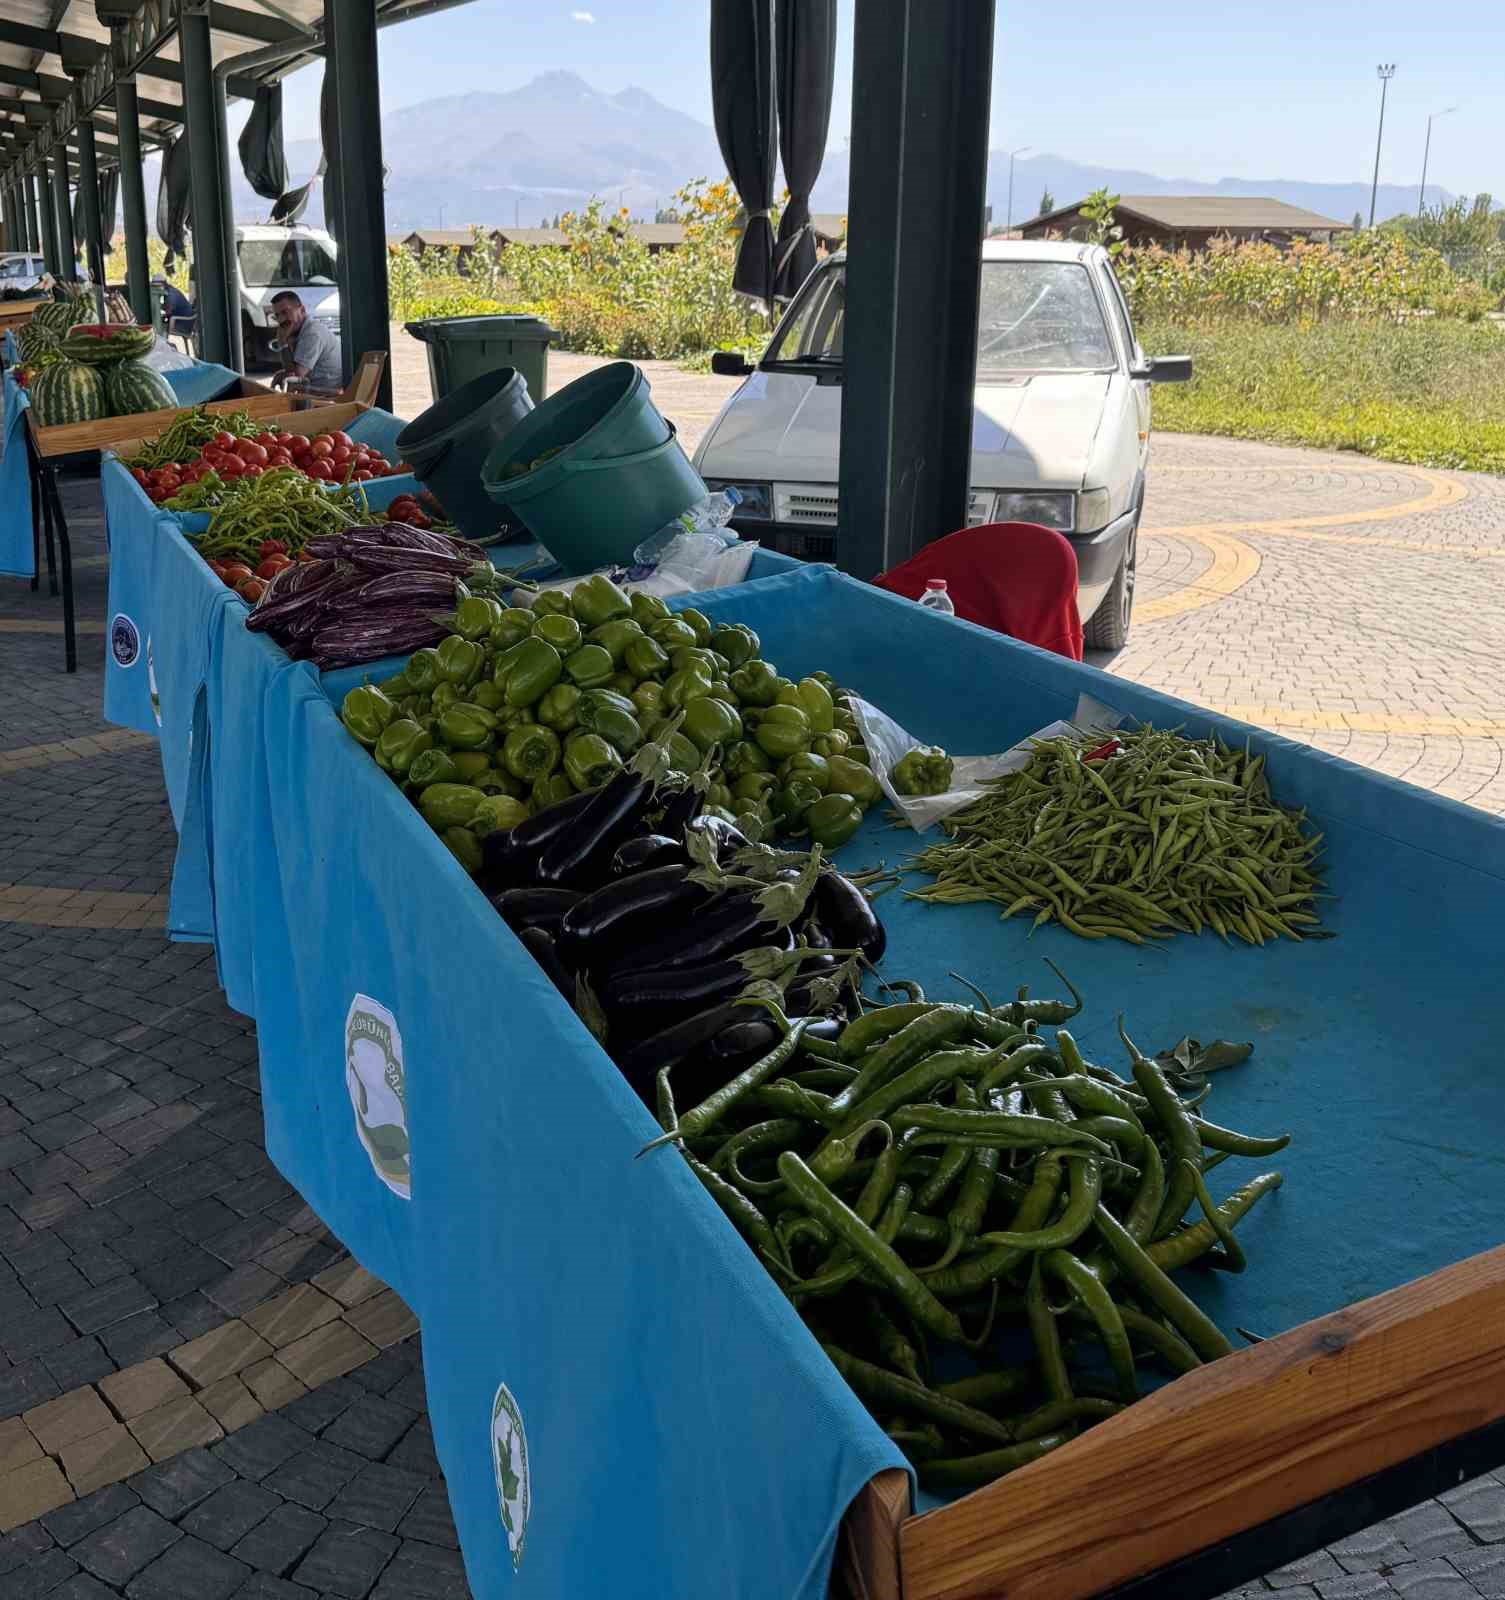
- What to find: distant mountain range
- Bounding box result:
[142,70,1455,235]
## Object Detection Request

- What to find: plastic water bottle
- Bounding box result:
[633,487,743,565]
[918,578,956,616]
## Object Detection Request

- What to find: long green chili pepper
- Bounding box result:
[993,958,1083,1024]
[1025,1257,1074,1404]
[864,1292,926,1386]
[977,1154,1102,1251]
[1013,1397,1123,1440]
[889,1105,1114,1155]
[915,1080,981,1211]
[1119,1017,1203,1237]
[836,1002,939,1060]
[826,1006,974,1117]
[918,1430,1075,1490]
[818,1344,1018,1446]
[1189,1113,1291,1157]
[684,1152,788,1276]
[1090,1204,1234,1361]
[932,1138,1001,1272]
[1147,1170,1284,1273]
[1043,1249,1137,1402]
[935,1366,1035,1407]
[830,1045,996,1137]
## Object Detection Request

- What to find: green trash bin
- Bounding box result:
[404,314,557,405]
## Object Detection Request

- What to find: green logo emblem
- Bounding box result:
[491,1382,530,1572]
[344,994,410,1199]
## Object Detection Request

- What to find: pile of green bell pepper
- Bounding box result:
[339,576,897,874]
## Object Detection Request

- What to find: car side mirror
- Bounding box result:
[1131,354,1193,384]
[711,351,754,377]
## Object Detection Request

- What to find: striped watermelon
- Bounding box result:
[35,299,91,335]
[104,361,176,417]
[29,361,107,428]
[16,320,59,363]
[62,323,156,365]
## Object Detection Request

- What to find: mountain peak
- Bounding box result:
[611,86,660,111]
[528,69,596,96]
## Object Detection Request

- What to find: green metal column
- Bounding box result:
[51,146,77,279]
[837,0,996,577]
[212,72,243,372]
[180,2,235,365]
[25,172,43,258]
[325,0,393,408]
[35,158,60,277]
[2,182,15,252]
[114,74,153,323]
[76,119,108,321]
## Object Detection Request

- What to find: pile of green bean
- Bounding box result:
[908,725,1327,945]
[643,973,1286,1492]
[121,406,262,470]
[193,470,370,565]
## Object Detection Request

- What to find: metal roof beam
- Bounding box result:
[208,3,306,44]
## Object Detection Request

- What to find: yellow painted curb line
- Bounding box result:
[0,730,157,773]
[0,884,168,929]
[1135,526,1262,623]
[1214,706,1505,739]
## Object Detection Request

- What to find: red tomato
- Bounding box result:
[268,449,294,468]
[271,432,296,448]
[352,469,373,482]
[130,467,149,486]
[256,556,293,579]
[289,434,312,454]
[213,431,237,450]
[306,459,334,481]
[392,461,414,475]
[219,459,244,478]
[296,549,315,562]
[235,440,268,465]
[237,577,266,603]
[309,438,333,459]
[240,464,265,479]
[221,563,254,584]
[329,430,354,449]
[330,446,352,466]
[259,539,288,557]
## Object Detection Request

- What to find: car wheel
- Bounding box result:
[1084,519,1137,652]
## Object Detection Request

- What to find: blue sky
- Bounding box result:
[274,0,1503,198]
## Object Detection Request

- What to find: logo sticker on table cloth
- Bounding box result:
[146,636,162,728]
[491,1382,530,1571]
[344,994,411,1199]
[110,613,140,668]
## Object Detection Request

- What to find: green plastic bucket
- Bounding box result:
[480,362,706,574]
[395,367,535,543]
[404,314,556,403]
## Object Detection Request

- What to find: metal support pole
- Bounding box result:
[3,181,15,252]
[212,71,243,371]
[76,119,108,321]
[114,74,152,322]
[180,2,236,366]
[838,0,996,578]
[326,0,393,408]
[35,158,60,277]
[50,146,76,279]
[25,173,42,257]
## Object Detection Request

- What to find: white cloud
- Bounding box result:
[570,9,595,20]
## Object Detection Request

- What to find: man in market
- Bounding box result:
[269,290,344,392]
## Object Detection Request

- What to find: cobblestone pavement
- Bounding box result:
[2,427,1504,1597]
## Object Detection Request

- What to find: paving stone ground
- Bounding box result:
[3,421,1504,1596]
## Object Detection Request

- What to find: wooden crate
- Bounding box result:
[830,1245,1505,1600]
[105,399,376,462]
[0,298,52,334]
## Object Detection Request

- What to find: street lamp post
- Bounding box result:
[1419,105,1458,215]
[1369,63,1396,228]
[1005,145,1031,234]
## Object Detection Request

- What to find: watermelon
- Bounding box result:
[35,299,91,335]
[16,320,59,363]
[29,361,107,428]
[62,323,156,365]
[104,360,176,417]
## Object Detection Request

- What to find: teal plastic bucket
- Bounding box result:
[395,366,535,543]
[480,361,706,574]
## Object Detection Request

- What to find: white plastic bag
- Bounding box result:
[849,691,1125,832]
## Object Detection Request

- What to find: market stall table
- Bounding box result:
[98,458,1505,1600]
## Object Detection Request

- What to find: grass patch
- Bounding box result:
[1140,317,1505,474]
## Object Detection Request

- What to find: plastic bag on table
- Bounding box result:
[849,691,1125,832]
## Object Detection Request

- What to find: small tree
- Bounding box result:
[1352,210,1364,232]
[1077,188,1124,255]
[1038,187,1055,217]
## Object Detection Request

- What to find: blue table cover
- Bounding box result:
[102,478,1505,1594]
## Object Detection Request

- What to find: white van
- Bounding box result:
[235,223,341,367]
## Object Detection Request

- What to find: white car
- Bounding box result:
[234,224,341,367]
[0,252,48,293]
[695,240,1191,648]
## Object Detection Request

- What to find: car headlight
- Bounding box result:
[703,479,772,520]
[966,490,996,526]
[1077,488,1112,534]
[994,491,1076,532]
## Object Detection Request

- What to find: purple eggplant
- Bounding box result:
[814,871,887,963]
[536,736,676,889]
[489,887,582,938]
[611,834,683,876]
[599,941,823,1036]
[479,786,600,890]
[556,865,714,971]
[517,926,574,1005]
[347,570,460,608]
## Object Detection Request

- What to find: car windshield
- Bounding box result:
[237,237,338,288]
[768,259,1115,374]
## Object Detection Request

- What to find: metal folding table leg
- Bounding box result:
[35,457,76,673]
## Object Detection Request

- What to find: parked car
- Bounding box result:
[235,224,341,367]
[694,240,1191,648]
[0,252,48,294]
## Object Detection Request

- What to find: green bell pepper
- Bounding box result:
[706,781,734,811]
[678,607,713,646]
[537,683,581,733]
[729,660,779,706]
[588,618,646,665]
[529,588,572,617]
[373,719,431,775]
[504,638,563,707]
[682,695,742,753]
[591,703,643,755]
[753,703,811,760]
[532,772,575,809]
[437,703,497,751]
[407,748,462,788]
[490,608,537,651]
[503,723,561,781]
[563,643,615,689]
[442,826,484,874]
[805,792,864,848]
[709,623,760,669]
[776,676,834,734]
[532,611,582,654]
[832,709,861,742]
[607,671,637,696]
[631,681,665,721]
[495,705,536,732]
[576,689,636,730]
[624,635,669,680]
[732,771,778,804]
[844,744,871,767]
[809,671,838,693]
[669,646,720,675]
[724,740,772,778]
[891,746,955,797]
[450,751,492,781]
[491,639,531,689]
[653,729,701,775]
[826,754,882,806]
[649,617,698,651]
[811,729,851,760]
[734,807,770,844]
[341,683,397,747]
[570,574,632,628]
[476,769,526,798]
[663,663,715,710]
[454,594,504,641]
[405,647,441,694]
[774,778,823,829]
[563,732,622,792]
[781,751,831,792]
[436,635,485,689]
[630,591,672,626]
[470,681,505,712]
[418,783,488,829]
[430,683,462,713]
[380,666,413,698]
[471,795,531,838]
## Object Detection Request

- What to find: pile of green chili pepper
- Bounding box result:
[190,470,372,566]
[909,725,1327,946]
[120,405,262,470]
[641,972,1285,1492]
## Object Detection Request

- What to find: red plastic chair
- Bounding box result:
[872,521,1085,661]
